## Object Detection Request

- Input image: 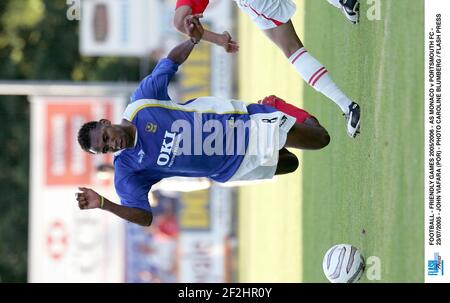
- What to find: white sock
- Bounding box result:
[327,0,341,8]
[289,47,352,114]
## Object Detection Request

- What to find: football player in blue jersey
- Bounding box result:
[75,15,330,226]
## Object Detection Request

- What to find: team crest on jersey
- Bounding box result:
[145,122,157,133]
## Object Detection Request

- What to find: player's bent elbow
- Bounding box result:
[312,127,331,150]
[143,212,153,227]
[288,155,299,173]
[134,211,153,227]
[173,6,192,34]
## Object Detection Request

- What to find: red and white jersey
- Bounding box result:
[234,0,296,30]
[175,0,209,14]
[175,0,296,30]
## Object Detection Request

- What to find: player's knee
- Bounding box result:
[284,153,299,173]
[276,151,299,175]
[317,129,331,149]
[289,154,299,172]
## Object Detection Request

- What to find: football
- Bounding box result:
[322,244,365,283]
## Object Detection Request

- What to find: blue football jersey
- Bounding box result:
[114,58,278,213]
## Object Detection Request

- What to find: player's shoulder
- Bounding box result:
[124,98,173,122]
[113,154,140,192]
[113,149,137,173]
[123,99,153,121]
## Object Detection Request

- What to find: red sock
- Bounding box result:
[258,95,313,124]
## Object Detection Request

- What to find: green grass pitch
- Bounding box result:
[301,0,424,282]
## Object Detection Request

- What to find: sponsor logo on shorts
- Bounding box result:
[262,117,278,124]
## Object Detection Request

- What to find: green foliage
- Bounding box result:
[0,0,144,282]
[0,96,30,283]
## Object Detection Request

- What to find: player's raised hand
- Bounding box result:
[76,187,101,210]
[221,31,239,53]
[184,14,204,43]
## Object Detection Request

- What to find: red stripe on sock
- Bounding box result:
[311,69,329,87]
[308,67,326,85]
[291,49,308,64]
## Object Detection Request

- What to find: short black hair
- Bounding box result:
[78,121,99,153]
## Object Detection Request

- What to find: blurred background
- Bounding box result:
[0,0,424,283]
[1,0,241,283]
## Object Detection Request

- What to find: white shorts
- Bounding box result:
[228,111,296,182]
[233,0,297,30]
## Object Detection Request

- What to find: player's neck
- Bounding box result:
[121,119,137,148]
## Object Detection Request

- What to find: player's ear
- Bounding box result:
[99,119,111,126]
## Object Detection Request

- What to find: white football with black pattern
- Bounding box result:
[322,244,365,283]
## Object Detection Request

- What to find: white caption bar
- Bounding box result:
[425,0,449,283]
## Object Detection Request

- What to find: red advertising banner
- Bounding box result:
[29,96,125,282]
[44,100,112,186]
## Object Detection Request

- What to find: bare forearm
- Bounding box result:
[174,9,222,46]
[180,26,223,46]
[167,39,196,65]
[102,198,152,226]
[202,29,226,45]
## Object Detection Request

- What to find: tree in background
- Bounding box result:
[0,0,143,282]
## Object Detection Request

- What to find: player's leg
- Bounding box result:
[284,120,330,150]
[236,0,361,137]
[274,148,299,175]
[262,21,360,138]
[264,20,360,137]
[258,94,330,149]
[327,0,360,24]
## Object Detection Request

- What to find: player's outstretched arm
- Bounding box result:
[167,14,204,65]
[76,187,153,226]
[174,6,238,53]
